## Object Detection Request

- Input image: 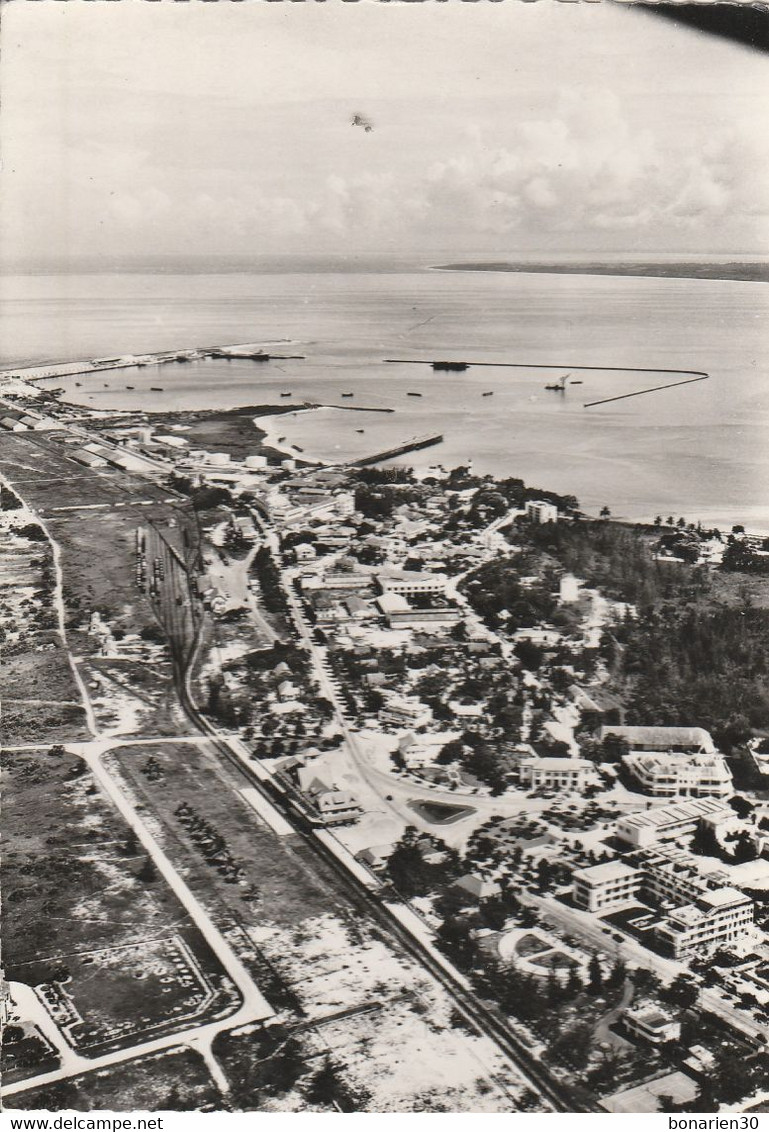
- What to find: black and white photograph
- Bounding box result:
[1,0,768,1120]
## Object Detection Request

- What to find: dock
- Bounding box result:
[385,358,709,378]
[349,432,443,467]
[0,343,306,385]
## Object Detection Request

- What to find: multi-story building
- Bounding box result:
[379,695,433,730]
[623,1005,681,1045]
[633,846,731,909]
[623,751,732,799]
[525,500,559,525]
[572,861,641,912]
[376,570,448,597]
[616,798,735,848]
[655,888,754,957]
[518,756,594,791]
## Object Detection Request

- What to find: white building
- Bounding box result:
[572,861,641,912]
[379,695,433,730]
[616,799,735,849]
[600,725,716,756]
[559,573,580,604]
[518,756,594,791]
[334,491,356,517]
[525,500,558,525]
[624,1006,681,1045]
[294,543,317,563]
[623,751,732,799]
[655,888,754,958]
[397,732,447,769]
[376,570,448,597]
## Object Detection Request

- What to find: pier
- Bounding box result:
[349,432,443,467]
[385,358,709,378]
[583,373,709,407]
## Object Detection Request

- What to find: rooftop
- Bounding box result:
[573,861,639,884]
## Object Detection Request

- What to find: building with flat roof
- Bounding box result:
[623,751,732,799]
[525,500,558,525]
[655,888,753,957]
[623,1006,681,1045]
[600,725,715,755]
[379,695,433,730]
[616,798,735,848]
[518,756,594,791]
[572,861,641,912]
[376,570,448,597]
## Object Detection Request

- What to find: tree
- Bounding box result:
[137,858,158,883]
[599,506,611,520]
[661,973,698,1010]
[587,954,603,994]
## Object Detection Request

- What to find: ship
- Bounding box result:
[150,386,164,392]
[356,428,365,433]
[482,391,494,397]
[126,385,135,390]
[407,391,423,397]
[545,373,571,392]
[432,361,468,372]
[292,444,304,452]
[75,382,82,387]
[278,436,286,443]
[341,392,354,398]
[280,392,292,397]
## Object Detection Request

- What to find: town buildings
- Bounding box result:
[518,755,594,791]
[616,799,735,849]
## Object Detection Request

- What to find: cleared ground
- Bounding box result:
[2,747,239,1056]
[3,1048,222,1112]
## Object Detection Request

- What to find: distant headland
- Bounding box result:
[432,261,769,284]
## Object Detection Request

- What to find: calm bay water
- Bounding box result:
[1,269,767,530]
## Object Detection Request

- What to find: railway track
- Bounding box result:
[172,665,597,1112]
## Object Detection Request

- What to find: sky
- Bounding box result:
[1,0,767,265]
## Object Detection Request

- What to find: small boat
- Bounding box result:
[407,391,423,397]
[280,392,292,398]
[292,445,304,452]
[75,382,82,387]
[482,391,494,397]
[126,385,135,390]
[150,386,164,392]
[571,380,583,385]
[341,392,354,398]
[278,436,286,443]
[103,383,109,388]
[356,428,365,433]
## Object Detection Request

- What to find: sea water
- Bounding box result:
[1,268,767,530]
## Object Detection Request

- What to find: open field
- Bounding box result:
[2,746,238,1055]
[0,509,91,744]
[3,1048,222,1112]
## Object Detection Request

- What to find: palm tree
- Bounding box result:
[599,506,611,519]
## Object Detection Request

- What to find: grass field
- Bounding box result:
[3,1048,222,1112]
[2,746,238,1054]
